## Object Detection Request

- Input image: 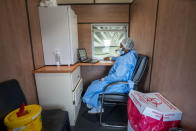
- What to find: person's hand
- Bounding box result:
[99,78,104,81]
[104,57,110,61]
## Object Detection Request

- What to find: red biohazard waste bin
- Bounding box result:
[127,90,182,131]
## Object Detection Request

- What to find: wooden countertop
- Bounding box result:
[79,61,114,66]
[34,61,114,73]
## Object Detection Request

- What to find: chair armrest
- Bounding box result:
[102,80,140,94]
[103,81,129,92]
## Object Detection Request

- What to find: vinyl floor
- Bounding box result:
[71,103,128,131]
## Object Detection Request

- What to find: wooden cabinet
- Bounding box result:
[35,66,83,126]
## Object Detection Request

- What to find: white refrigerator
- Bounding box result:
[39,6,78,65]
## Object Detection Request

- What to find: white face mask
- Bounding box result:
[119,48,125,55]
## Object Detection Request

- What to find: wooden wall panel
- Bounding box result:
[0,0,38,104]
[78,24,92,58]
[71,5,129,23]
[57,0,94,4]
[95,0,133,3]
[28,0,45,69]
[151,0,196,130]
[130,0,158,92]
[72,5,130,89]
[81,66,111,91]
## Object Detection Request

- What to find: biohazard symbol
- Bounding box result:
[146,97,162,107]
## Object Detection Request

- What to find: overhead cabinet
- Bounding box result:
[39,6,78,65]
[57,0,94,4]
[57,0,133,4]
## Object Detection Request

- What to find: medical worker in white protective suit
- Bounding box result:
[82,38,138,114]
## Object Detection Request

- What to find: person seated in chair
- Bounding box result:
[82,38,138,114]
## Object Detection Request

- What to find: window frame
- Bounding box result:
[91,23,129,59]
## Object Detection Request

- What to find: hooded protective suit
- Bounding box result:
[82,49,138,109]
